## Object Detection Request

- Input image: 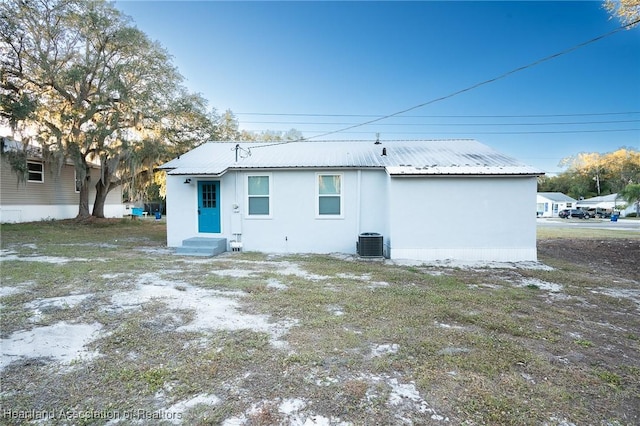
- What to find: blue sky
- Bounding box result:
[115,1,640,174]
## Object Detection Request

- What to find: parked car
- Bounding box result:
[560,209,589,219]
[587,208,611,219]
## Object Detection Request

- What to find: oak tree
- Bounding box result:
[604,0,640,27]
[1,0,216,218]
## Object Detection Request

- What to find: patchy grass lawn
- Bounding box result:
[1,219,638,425]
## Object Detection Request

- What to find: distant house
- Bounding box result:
[576,193,636,217]
[160,139,543,262]
[536,192,577,217]
[0,137,124,223]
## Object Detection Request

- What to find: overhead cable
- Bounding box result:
[242,119,640,127]
[251,18,640,148]
[236,111,640,118]
[250,128,640,136]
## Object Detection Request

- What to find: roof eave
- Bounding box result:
[167,165,388,175]
[387,172,543,177]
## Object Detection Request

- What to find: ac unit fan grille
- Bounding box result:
[358,233,383,257]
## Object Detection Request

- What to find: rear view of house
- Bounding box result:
[160,139,543,262]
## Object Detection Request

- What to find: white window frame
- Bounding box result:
[316,172,344,219]
[246,173,272,218]
[74,170,81,193]
[27,161,44,183]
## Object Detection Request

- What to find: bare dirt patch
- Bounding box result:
[538,238,639,282]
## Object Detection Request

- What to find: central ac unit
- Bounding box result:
[357,233,383,257]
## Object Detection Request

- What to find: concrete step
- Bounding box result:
[175,237,227,257]
[175,246,216,256]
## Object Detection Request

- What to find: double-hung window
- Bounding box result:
[27,161,44,183]
[247,174,271,217]
[317,173,342,217]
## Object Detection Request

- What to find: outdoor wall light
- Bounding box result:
[183,178,192,184]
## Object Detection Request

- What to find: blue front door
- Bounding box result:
[198,181,220,233]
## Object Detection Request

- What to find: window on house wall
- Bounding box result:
[317,174,342,216]
[566,203,572,208]
[74,170,82,193]
[27,161,44,183]
[247,175,270,216]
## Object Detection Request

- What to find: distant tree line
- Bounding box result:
[0,0,299,219]
[538,148,640,212]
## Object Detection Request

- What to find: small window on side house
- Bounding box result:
[317,174,342,217]
[74,170,82,193]
[247,175,270,216]
[27,161,44,183]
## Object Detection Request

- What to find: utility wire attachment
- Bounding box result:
[233,144,252,162]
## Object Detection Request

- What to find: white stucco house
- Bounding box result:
[160,139,543,262]
[536,192,577,217]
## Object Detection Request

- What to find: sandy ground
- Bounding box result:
[0,249,463,424]
[1,238,638,424]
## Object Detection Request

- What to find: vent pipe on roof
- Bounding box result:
[382,147,387,156]
[374,133,381,144]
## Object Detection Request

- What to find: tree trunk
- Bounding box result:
[77,172,91,220]
[92,160,116,218]
[92,177,110,218]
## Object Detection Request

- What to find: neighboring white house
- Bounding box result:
[0,137,124,223]
[536,192,577,217]
[160,139,543,262]
[576,193,636,217]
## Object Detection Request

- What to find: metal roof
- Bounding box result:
[161,140,543,176]
[537,192,577,202]
[579,193,621,203]
[576,193,622,207]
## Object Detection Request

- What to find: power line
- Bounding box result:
[236,111,640,118]
[248,128,640,136]
[251,18,640,148]
[242,119,640,127]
